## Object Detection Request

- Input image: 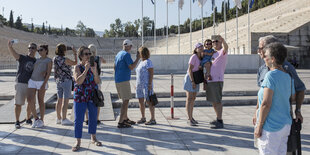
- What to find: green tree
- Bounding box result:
[42,22,45,34]
[9,10,14,28]
[114,18,123,37]
[15,16,22,30]
[48,25,51,34]
[85,28,96,37]
[76,20,86,36]
[31,23,34,32]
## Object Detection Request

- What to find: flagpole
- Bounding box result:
[236,7,238,54]
[213,5,215,35]
[154,0,157,54]
[166,0,168,54]
[201,4,204,43]
[248,0,250,54]
[190,0,192,53]
[178,4,180,54]
[141,0,144,46]
[224,0,227,40]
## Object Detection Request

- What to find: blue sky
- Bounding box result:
[0,0,235,32]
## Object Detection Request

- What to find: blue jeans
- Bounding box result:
[74,101,97,138]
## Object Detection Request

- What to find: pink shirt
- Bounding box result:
[208,48,227,82]
[188,54,201,72]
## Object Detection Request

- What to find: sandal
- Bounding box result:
[91,140,102,146]
[124,119,136,125]
[117,122,131,128]
[137,118,146,124]
[72,144,80,152]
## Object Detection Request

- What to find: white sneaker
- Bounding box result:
[61,119,74,126]
[56,118,61,124]
[36,120,44,128]
[32,119,39,128]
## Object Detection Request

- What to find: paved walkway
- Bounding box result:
[1,105,310,155]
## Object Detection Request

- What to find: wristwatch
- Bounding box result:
[295,108,301,113]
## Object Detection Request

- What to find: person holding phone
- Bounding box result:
[72,46,102,151]
[114,39,140,128]
[53,43,77,126]
[7,40,37,129]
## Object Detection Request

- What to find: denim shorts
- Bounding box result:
[183,74,200,92]
[56,79,72,99]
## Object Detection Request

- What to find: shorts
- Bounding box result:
[201,56,212,67]
[136,83,153,100]
[14,83,28,105]
[206,82,223,103]
[116,81,132,100]
[183,74,200,92]
[28,79,48,90]
[56,79,72,99]
[257,124,291,155]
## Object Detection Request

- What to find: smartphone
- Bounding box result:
[90,56,95,67]
[66,46,72,50]
[11,39,19,44]
[211,35,220,41]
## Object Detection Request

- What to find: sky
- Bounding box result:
[0,0,235,33]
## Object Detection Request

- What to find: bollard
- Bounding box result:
[170,73,174,118]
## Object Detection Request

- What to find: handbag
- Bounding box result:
[193,69,204,84]
[287,75,302,154]
[92,89,104,107]
[148,90,158,106]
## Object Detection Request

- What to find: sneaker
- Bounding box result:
[26,119,32,125]
[187,119,197,126]
[210,121,224,129]
[124,119,136,125]
[192,118,198,124]
[32,119,39,128]
[61,119,74,126]
[137,118,146,124]
[15,121,21,129]
[145,120,156,125]
[56,118,61,124]
[117,122,131,128]
[36,120,44,128]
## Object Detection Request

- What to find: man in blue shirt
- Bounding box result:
[114,39,140,128]
[254,35,306,125]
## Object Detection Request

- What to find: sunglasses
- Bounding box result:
[84,53,92,56]
[28,47,36,50]
[212,40,219,43]
[257,46,264,51]
[205,43,212,45]
[38,49,44,52]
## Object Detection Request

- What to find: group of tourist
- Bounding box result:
[7,34,305,154]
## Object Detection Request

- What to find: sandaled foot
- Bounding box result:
[91,140,102,146]
[72,144,80,152]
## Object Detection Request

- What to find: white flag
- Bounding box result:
[198,0,207,8]
[166,0,175,3]
[233,0,242,9]
[178,0,184,9]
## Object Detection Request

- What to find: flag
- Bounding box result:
[179,0,184,9]
[211,0,215,10]
[166,0,175,3]
[233,0,242,9]
[198,0,207,8]
[249,0,254,8]
[151,0,154,5]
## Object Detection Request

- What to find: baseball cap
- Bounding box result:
[123,39,133,46]
[195,43,203,49]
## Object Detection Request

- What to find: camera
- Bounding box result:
[66,46,72,50]
[11,39,19,44]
